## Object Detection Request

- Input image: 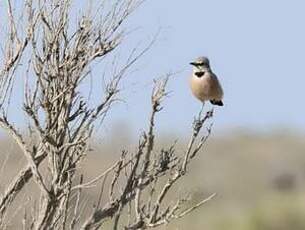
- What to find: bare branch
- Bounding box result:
[0,1,217,229]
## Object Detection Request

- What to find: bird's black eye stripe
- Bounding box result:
[190,62,206,66]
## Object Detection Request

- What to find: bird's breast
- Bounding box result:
[190,74,223,102]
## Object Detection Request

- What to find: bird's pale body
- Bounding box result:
[190,72,223,102]
[189,56,224,106]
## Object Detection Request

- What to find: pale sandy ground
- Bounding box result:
[0,130,305,229]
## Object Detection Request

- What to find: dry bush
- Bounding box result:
[0,1,215,229]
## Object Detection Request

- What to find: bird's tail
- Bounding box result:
[210,100,223,106]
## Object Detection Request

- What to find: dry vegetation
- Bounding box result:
[1,1,303,230]
[0,0,216,229]
[1,132,305,229]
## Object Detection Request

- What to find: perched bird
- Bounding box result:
[190,56,224,106]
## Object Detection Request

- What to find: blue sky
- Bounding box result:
[105,0,305,135]
[1,0,305,136]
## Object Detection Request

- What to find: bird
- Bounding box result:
[190,56,224,106]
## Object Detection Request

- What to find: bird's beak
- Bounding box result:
[190,62,196,66]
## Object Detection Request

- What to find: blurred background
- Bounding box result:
[1,0,305,229]
[103,1,305,228]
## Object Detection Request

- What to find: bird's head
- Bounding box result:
[190,56,210,77]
